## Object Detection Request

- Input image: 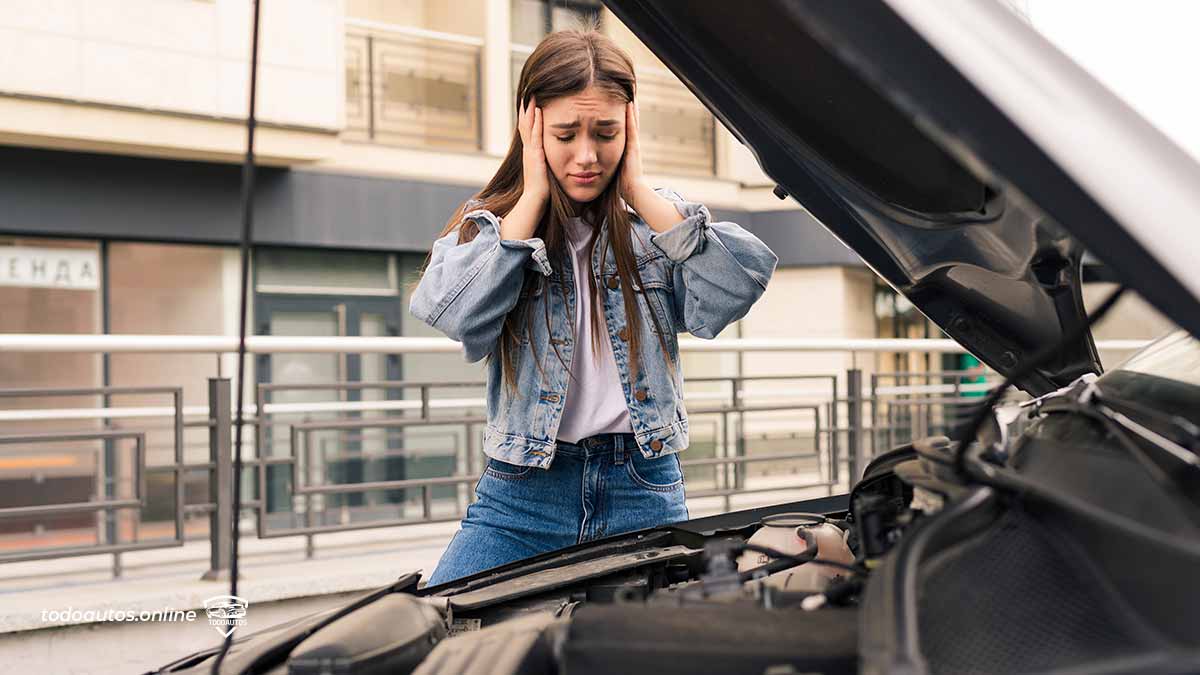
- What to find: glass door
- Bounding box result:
[256,295,402,526]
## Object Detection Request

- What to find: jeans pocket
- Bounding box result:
[626,451,684,492]
[484,457,534,480]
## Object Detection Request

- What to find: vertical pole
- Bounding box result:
[873,372,883,456]
[733,375,745,492]
[304,429,315,559]
[99,240,116,560]
[720,407,731,513]
[203,378,233,581]
[847,369,864,485]
[173,389,184,546]
[829,375,839,485]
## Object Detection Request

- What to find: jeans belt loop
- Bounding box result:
[613,434,626,465]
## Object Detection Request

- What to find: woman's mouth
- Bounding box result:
[570,172,600,185]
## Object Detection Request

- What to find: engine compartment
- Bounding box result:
[359,442,931,675]
[405,426,1199,675]
[164,417,1200,675]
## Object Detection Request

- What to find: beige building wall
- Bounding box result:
[0,0,787,211]
[0,0,342,128]
[347,0,486,38]
[0,0,342,164]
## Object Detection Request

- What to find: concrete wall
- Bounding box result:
[0,0,342,129]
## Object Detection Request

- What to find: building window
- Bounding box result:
[0,238,102,388]
[255,248,397,296]
[511,0,602,46]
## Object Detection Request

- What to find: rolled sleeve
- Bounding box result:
[464,209,550,278]
[643,188,778,339]
[648,188,711,263]
[408,207,551,362]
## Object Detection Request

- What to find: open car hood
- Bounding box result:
[604,0,1200,396]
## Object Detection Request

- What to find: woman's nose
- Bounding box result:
[576,140,598,167]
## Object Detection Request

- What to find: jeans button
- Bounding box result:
[650,439,663,451]
[634,388,647,402]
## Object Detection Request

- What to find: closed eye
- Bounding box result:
[555,133,619,142]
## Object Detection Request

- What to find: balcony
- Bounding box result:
[344,20,483,152]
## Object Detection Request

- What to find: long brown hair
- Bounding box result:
[419,29,673,395]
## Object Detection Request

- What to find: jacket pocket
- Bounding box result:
[632,265,676,336]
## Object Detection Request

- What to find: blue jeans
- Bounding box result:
[426,433,689,586]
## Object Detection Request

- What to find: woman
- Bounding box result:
[410,29,777,585]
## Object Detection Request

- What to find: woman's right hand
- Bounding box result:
[518,96,549,204]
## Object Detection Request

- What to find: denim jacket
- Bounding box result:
[409,188,778,468]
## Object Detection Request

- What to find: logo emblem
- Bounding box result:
[203,595,248,637]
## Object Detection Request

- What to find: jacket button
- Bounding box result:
[618,327,630,341]
[650,439,663,451]
[634,388,647,401]
[606,276,619,290]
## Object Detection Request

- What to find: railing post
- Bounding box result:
[846,368,864,485]
[733,376,745,492]
[829,376,840,485]
[202,377,234,581]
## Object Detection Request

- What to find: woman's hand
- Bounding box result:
[518,96,549,204]
[501,96,549,240]
[620,99,684,233]
[619,99,646,206]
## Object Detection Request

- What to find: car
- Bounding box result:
[203,597,248,621]
[149,1,1200,673]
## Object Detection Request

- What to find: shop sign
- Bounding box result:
[0,247,99,290]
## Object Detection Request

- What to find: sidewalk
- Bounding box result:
[0,519,459,634]
[0,479,835,635]
[0,481,835,673]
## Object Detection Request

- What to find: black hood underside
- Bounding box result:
[604,0,1116,395]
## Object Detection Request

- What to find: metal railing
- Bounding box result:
[0,336,1147,579]
[0,387,182,579]
[345,20,483,151]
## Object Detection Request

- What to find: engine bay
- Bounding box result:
[171,409,1200,675]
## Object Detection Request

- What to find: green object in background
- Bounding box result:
[959,353,987,398]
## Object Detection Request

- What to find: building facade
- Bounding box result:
[0,0,1171,538]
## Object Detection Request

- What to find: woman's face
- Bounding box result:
[539,85,627,205]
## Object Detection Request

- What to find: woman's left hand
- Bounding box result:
[619,100,646,206]
[618,99,685,233]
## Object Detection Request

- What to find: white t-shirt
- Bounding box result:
[555,216,634,444]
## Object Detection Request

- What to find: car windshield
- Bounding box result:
[1097,330,1200,428]
[1107,330,1200,387]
